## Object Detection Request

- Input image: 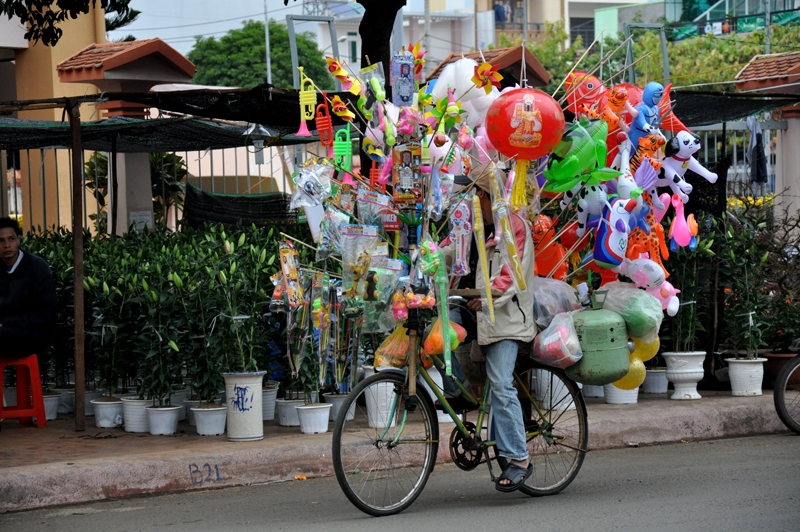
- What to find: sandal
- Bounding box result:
[495,462,533,493]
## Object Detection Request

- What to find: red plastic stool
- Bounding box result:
[0,354,47,428]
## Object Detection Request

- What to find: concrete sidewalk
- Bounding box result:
[0,390,789,513]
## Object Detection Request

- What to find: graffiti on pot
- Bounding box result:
[232,384,254,412]
[189,463,222,485]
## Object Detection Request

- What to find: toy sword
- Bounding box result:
[472,195,495,323]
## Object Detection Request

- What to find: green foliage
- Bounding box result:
[716,209,771,359]
[664,233,716,353]
[104,0,138,32]
[24,221,311,401]
[187,20,334,90]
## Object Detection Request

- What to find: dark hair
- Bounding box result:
[0,217,22,236]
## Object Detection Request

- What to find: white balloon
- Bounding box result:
[451,57,482,103]
[431,63,456,103]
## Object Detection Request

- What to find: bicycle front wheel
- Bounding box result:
[774,355,800,435]
[501,365,588,497]
[332,371,439,516]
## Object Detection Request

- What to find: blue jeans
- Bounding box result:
[485,339,528,462]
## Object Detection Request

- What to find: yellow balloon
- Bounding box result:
[613,357,646,390]
[631,336,660,363]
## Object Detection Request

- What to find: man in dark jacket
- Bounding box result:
[0,217,57,357]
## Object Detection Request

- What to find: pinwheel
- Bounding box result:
[330,95,356,122]
[472,62,503,94]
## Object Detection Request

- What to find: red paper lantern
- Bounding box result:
[485,88,565,161]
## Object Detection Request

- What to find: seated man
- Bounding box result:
[0,217,58,358]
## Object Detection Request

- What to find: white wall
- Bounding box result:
[774,117,800,220]
[0,16,28,48]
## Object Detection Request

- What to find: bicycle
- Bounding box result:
[773,338,800,435]
[331,308,588,517]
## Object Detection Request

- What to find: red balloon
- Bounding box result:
[485,88,565,160]
[560,221,588,252]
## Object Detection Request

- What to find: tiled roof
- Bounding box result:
[57,39,160,72]
[56,38,196,82]
[735,51,800,82]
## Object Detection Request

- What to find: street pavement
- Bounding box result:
[1,434,798,531]
[0,389,790,513]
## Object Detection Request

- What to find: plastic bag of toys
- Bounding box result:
[316,206,350,261]
[600,282,663,342]
[532,311,583,369]
[356,186,392,230]
[423,317,467,356]
[290,158,334,209]
[374,326,410,369]
[532,277,582,330]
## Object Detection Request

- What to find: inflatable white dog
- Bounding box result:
[657,131,718,203]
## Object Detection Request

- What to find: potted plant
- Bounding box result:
[173,240,227,436]
[213,230,268,441]
[295,340,331,434]
[717,207,770,396]
[136,253,184,435]
[662,234,716,400]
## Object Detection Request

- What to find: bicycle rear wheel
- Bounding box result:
[499,365,588,496]
[332,371,439,516]
[774,355,800,435]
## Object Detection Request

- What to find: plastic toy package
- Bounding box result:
[316,206,350,261]
[489,165,526,292]
[269,272,289,313]
[362,257,404,333]
[341,224,380,301]
[391,50,416,107]
[532,277,582,330]
[532,311,583,369]
[600,282,664,342]
[374,325,410,369]
[448,198,472,277]
[289,158,334,209]
[358,62,386,120]
[279,241,303,307]
[423,317,467,356]
[356,185,392,230]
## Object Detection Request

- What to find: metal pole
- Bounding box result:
[40,150,47,229]
[67,101,86,432]
[54,150,60,228]
[423,0,431,77]
[111,137,118,236]
[522,0,528,42]
[764,0,771,55]
[0,150,6,217]
[26,150,32,230]
[264,0,273,85]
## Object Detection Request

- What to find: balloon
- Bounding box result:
[560,221,589,252]
[614,356,646,390]
[485,88,565,161]
[532,215,568,280]
[631,335,660,363]
[430,63,456,103]
[564,70,606,116]
[473,124,496,163]
[451,57,483,103]
[593,196,637,269]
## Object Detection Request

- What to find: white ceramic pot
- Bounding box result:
[223,371,266,441]
[43,394,61,421]
[366,380,397,428]
[642,369,669,394]
[323,392,355,422]
[121,398,151,433]
[296,403,333,434]
[84,391,103,416]
[192,405,227,436]
[276,398,303,426]
[171,389,188,422]
[727,358,766,396]
[603,383,639,404]
[582,384,604,398]
[262,388,278,421]
[53,389,75,414]
[146,405,182,435]
[92,399,124,428]
[184,399,200,426]
[419,365,456,423]
[535,369,576,410]
[663,351,705,400]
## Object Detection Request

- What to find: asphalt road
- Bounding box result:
[2,434,799,532]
